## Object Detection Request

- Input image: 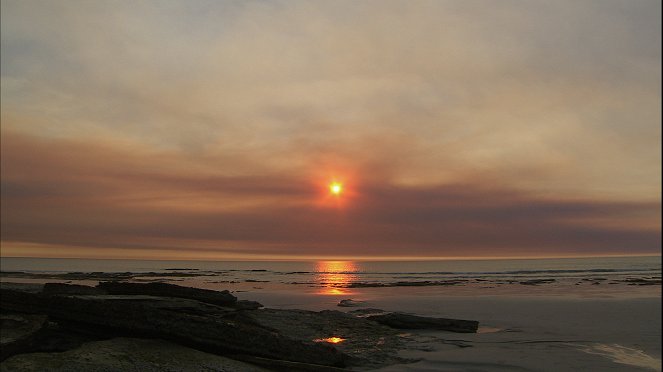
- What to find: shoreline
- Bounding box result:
[1,279,661,371]
[1,256,660,371]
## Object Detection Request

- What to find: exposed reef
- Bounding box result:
[1,282,479,371]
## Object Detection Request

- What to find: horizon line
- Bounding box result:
[1,252,660,263]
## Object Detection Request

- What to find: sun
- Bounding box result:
[329,182,343,195]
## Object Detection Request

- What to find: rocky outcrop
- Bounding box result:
[366,312,479,333]
[348,280,467,288]
[622,278,662,286]
[234,299,264,310]
[0,282,481,370]
[519,279,556,285]
[42,283,107,295]
[1,313,48,361]
[0,287,346,367]
[242,308,408,369]
[96,281,237,306]
[337,299,364,307]
[2,337,270,372]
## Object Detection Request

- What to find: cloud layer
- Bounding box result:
[2,129,659,258]
[1,0,660,258]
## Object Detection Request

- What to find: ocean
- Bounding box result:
[1,255,660,301]
[2,255,661,370]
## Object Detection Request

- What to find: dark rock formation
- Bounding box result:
[623,278,662,286]
[234,300,264,310]
[346,308,388,317]
[96,281,237,306]
[337,299,364,307]
[1,282,481,370]
[348,280,466,288]
[42,283,107,295]
[1,314,48,361]
[0,288,346,367]
[2,337,270,371]
[519,279,556,285]
[242,308,408,369]
[366,312,479,333]
[231,354,349,372]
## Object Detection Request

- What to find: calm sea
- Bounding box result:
[1,255,660,287]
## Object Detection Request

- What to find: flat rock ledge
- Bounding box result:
[2,337,270,372]
[1,282,479,371]
[366,312,479,333]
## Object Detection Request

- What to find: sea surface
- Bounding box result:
[2,255,661,371]
[1,255,660,300]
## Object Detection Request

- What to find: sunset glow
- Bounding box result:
[1,1,660,260]
[314,337,345,344]
[329,182,343,195]
[315,261,357,295]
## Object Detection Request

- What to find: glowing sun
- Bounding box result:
[329,182,343,195]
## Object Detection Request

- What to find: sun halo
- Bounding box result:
[329,182,343,195]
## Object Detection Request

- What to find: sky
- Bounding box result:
[1,0,661,260]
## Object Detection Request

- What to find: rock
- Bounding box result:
[0,282,44,293]
[366,312,479,333]
[233,300,263,310]
[347,283,384,288]
[348,280,466,288]
[231,355,349,372]
[623,278,662,286]
[519,279,556,285]
[1,313,48,361]
[1,337,270,371]
[96,281,237,306]
[242,308,409,369]
[337,299,364,307]
[0,288,346,367]
[346,308,388,317]
[42,283,107,295]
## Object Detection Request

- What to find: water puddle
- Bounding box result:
[577,343,661,371]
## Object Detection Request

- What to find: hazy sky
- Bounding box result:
[1,0,660,260]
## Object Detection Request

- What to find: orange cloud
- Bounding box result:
[1,129,659,259]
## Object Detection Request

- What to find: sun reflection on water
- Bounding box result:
[314,336,346,344]
[315,261,358,295]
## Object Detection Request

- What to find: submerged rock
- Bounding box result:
[348,280,466,288]
[519,279,556,285]
[366,312,479,333]
[623,278,662,286]
[346,308,388,317]
[337,299,364,307]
